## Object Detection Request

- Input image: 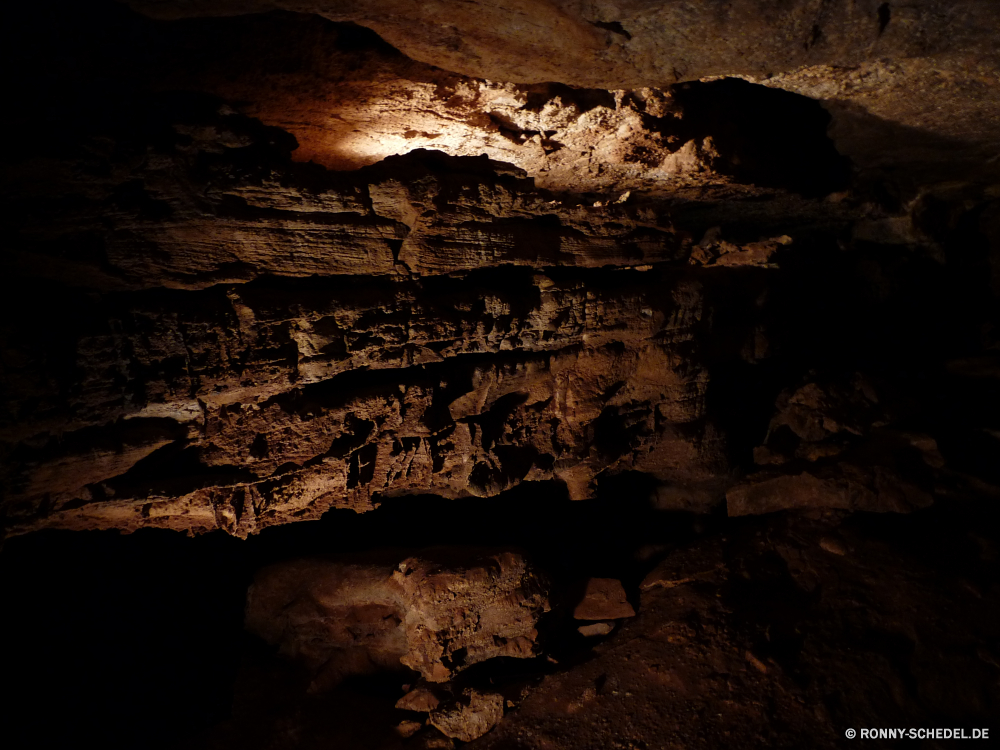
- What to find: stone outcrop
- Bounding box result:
[9,5,857,203]
[577,622,614,637]
[427,689,505,742]
[179,507,1000,750]
[3,3,1000,749]
[6,1,999,542]
[245,549,550,686]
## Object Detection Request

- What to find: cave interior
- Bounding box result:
[2,1,1000,748]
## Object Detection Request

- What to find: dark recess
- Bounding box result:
[669,77,852,197]
[4,484,999,748]
[878,3,892,36]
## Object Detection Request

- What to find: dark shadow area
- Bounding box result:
[825,100,1000,188]
[668,77,852,197]
[714,499,1000,733]
[0,528,248,750]
[0,478,717,749]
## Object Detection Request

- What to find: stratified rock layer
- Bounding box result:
[4,1,1000,541]
[3,90,772,538]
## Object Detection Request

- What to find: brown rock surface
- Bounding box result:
[727,376,944,515]
[245,549,550,685]
[124,1,1000,89]
[428,689,505,742]
[3,96,753,537]
[577,621,614,637]
[4,2,1000,749]
[7,2,1000,541]
[727,467,934,516]
[463,512,1000,750]
[121,1,1000,186]
[396,685,443,713]
[572,578,636,621]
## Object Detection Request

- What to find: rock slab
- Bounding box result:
[245,549,550,685]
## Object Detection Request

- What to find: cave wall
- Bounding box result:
[2,96,737,536]
[2,3,1000,750]
[123,1,1000,89]
[3,1,1000,540]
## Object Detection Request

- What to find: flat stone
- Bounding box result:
[397,685,442,713]
[578,621,615,637]
[573,578,636,620]
[396,720,424,738]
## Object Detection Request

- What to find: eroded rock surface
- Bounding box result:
[125,1,1000,90]
[6,2,1000,542]
[245,549,550,685]
[3,94,764,537]
[3,2,1000,750]
[157,505,1000,750]
[428,689,505,742]
[119,1,1000,187]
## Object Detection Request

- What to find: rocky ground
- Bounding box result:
[4,496,998,749]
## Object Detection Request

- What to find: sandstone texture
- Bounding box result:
[427,689,505,742]
[577,622,614,637]
[2,87,745,536]
[5,2,1000,541]
[124,1,1000,89]
[3,71,774,537]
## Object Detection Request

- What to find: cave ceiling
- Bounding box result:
[122,0,1000,187]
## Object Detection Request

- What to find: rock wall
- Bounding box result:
[3,2,1000,540]
[2,93,754,536]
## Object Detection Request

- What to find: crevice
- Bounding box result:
[877,3,892,36]
[100,443,260,499]
[668,77,852,197]
[804,23,823,50]
[591,20,632,41]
